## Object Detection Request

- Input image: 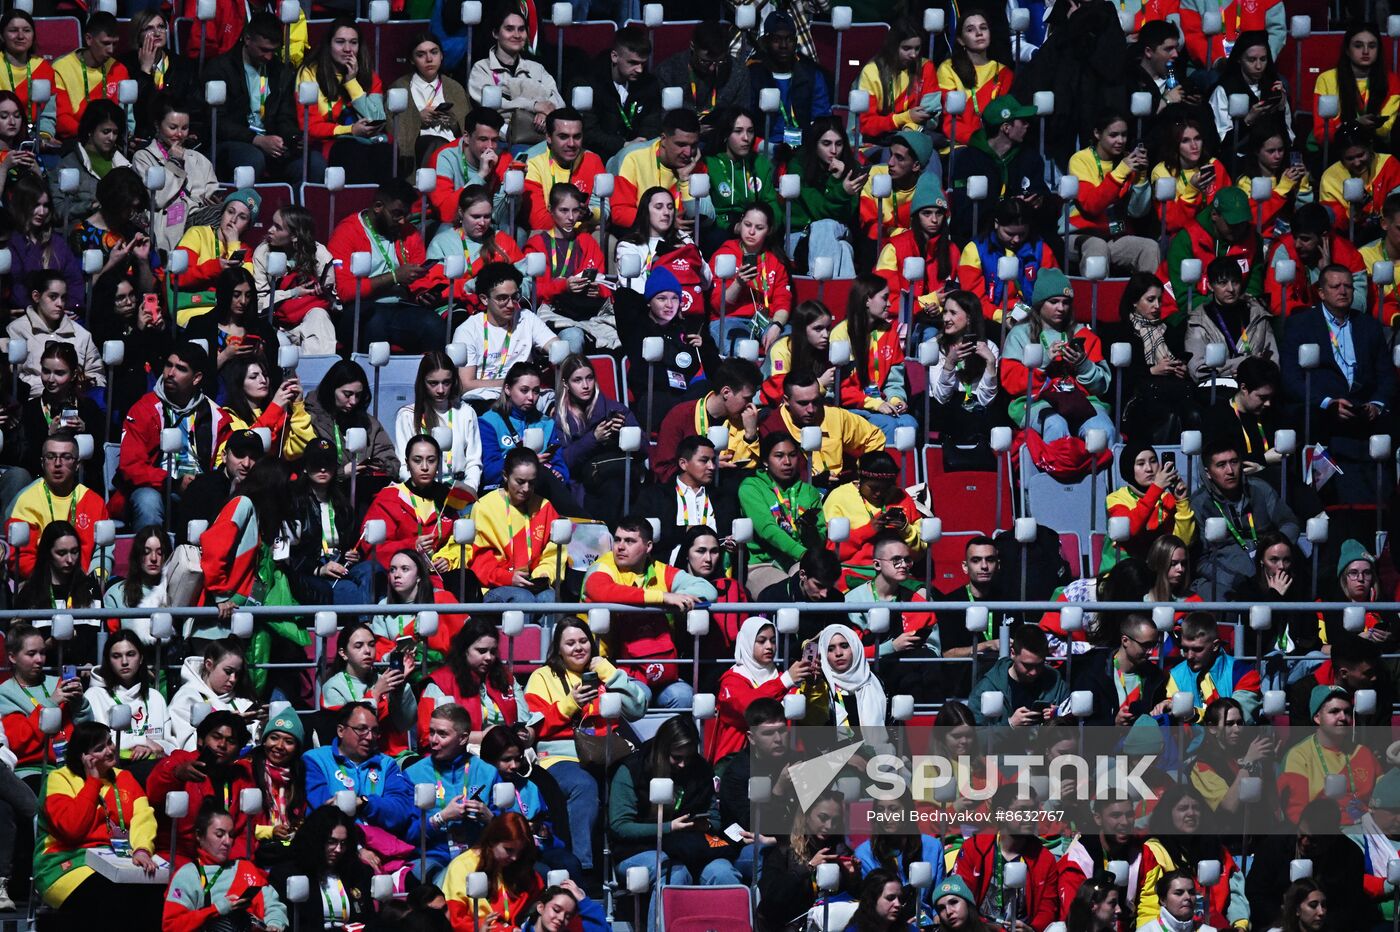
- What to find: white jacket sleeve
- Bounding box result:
[455,402,483,493]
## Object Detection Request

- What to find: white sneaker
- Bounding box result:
[0,876,15,911]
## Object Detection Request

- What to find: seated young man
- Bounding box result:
[581,516,716,709]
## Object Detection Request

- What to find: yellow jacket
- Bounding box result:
[822,481,921,555]
[469,487,561,586]
[773,405,884,480]
[219,400,315,464]
[38,766,157,907]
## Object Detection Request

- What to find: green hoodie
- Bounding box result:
[956,129,1024,195]
[701,151,781,230]
[738,471,826,568]
[784,147,859,229]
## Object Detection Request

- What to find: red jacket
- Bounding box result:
[327,210,432,303]
[180,0,243,59]
[114,391,231,519]
[706,667,791,762]
[523,230,608,306]
[954,833,1061,928]
[360,483,459,570]
[146,752,258,862]
[418,665,519,741]
[709,240,791,321]
[1265,233,1366,316]
[422,230,524,309]
[875,229,961,308]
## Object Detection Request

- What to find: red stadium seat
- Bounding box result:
[1070,276,1131,325]
[792,276,855,320]
[808,22,888,99]
[538,21,618,59]
[588,354,621,402]
[501,623,546,676]
[34,17,80,61]
[366,20,433,80]
[1278,32,1344,110]
[928,471,1013,533]
[885,445,920,488]
[111,534,135,575]
[632,20,698,64]
[1090,532,1106,574]
[658,885,753,932]
[1059,532,1083,577]
[929,531,979,589]
[301,183,380,233]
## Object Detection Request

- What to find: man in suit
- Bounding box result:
[1281,264,1395,501]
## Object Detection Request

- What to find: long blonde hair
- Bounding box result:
[554,354,601,438]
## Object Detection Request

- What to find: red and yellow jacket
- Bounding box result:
[468,487,561,588]
[1234,170,1312,237]
[5,479,109,577]
[613,138,699,229]
[0,55,56,134]
[821,481,922,567]
[424,230,524,309]
[1264,233,1367,317]
[523,148,607,232]
[145,752,258,862]
[0,675,81,775]
[294,65,385,158]
[1068,146,1145,236]
[936,58,1013,148]
[1151,158,1232,235]
[709,240,791,321]
[443,846,543,931]
[36,767,157,908]
[856,59,938,140]
[875,229,961,313]
[1362,238,1400,326]
[361,482,462,570]
[1311,67,1400,149]
[830,318,906,410]
[859,165,916,241]
[523,230,608,307]
[50,50,118,141]
[1321,153,1400,237]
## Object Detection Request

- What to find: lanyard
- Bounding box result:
[1214,498,1257,548]
[20,681,50,708]
[483,321,513,379]
[363,213,403,269]
[4,57,31,120]
[341,671,367,701]
[405,484,444,540]
[320,500,338,553]
[320,877,351,919]
[770,478,799,532]
[676,482,713,527]
[546,234,575,278]
[1310,735,1356,795]
[254,70,269,117]
[966,586,995,640]
[1212,307,1249,355]
[42,483,77,526]
[332,425,344,463]
[506,501,535,568]
[102,779,127,832]
[618,97,639,132]
[200,864,229,906]
[690,72,717,116]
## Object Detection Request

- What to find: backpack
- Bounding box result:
[992,524,1073,602]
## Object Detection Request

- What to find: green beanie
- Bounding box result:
[1309,684,1348,719]
[265,702,305,746]
[910,173,948,214]
[1030,267,1074,307]
[1123,714,1164,756]
[1336,538,1376,583]
[892,129,935,169]
[1373,768,1400,809]
[933,876,976,910]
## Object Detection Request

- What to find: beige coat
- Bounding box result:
[6,307,105,397]
[466,48,562,145]
[130,142,221,253]
[390,72,472,163]
[1183,297,1278,383]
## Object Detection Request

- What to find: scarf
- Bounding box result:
[731,616,781,686]
[1153,907,1201,932]
[817,623,887,735]
[1129,310,1171,367]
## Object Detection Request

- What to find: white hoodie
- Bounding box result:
[83,670,176,755]
[166,656,258,751]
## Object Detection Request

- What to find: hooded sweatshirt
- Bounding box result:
[0,672,91,777]
[166,656,257,751]
[83,670,176,757]
[115,381,231,517]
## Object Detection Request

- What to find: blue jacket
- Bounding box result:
[478,406,569,491]
[855,834,946,923]
[303,740,414,834]
[403,752,513,862]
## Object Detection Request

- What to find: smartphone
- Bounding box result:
[960,333,977,346]
[18,140,33,153]
[142,293,162,327]
[435,101,453,112]
[1069,337,1086,352]
[387,651,404,674]
[395,635,414,653]
[1161,452,1177,469]
[582,268,598,282]
[1290,150,1304,169]
[61,407,78,427]
[1029,701,1052,713]
[228,249,247,263]
[802,639,820,668]
[60,664,77,682]
[580,670,601,689]
[742,254,758,274]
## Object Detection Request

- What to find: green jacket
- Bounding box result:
[1165,223,1265,317]
[701,151,780,231]
[738,471,826,568]
[785,149,859,229]
[968,655,1069,726]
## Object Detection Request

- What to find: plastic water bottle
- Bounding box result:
[1164,61,1179,92]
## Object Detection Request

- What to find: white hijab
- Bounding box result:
[732,617,781,686]
[817,623,887,730]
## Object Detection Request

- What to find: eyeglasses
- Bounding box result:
[1344,569,1374,580]
[879,555,914,566]
[41,452,76,463]
[344,724,381,737]
[490,293,522,305]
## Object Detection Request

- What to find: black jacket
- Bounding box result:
[116,50,199,140]
[1069,647,1167,726]
[576,60,663,161]
[1245,833,1375,929]
[174,471,233,543]
[634,478,738,565]
[201,44,300,146]
[948,131,1051,243]
[614,287,722,432]
[269,862,374,930]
